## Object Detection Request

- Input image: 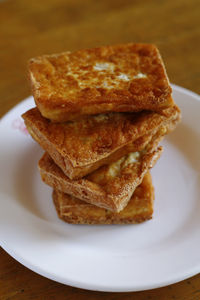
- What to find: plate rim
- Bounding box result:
[1,238,200,292]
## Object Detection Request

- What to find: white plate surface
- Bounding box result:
[0,85,200,292]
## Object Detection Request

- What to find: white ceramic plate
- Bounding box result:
[0,85,200,292]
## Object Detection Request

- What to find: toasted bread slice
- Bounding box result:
[53,172,154,224]
[22,105,180,179]
[38,140,162,212]
[29,43,173,121]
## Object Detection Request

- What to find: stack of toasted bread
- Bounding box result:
[22,43,181,224]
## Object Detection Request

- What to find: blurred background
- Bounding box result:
[0,0,199,118]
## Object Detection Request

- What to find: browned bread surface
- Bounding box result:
[38,143,162,212]
[29,43,173,121]
[22,105,180,179]
[53,172,154,224]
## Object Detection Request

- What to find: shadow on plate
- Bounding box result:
[14,143,46,220]
[167,123,200,172]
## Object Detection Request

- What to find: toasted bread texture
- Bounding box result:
[22,105,180,179]
[53,172,154,224]
[29,43,173,121]
[38,141,162,212]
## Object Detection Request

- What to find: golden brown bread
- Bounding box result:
[38,141,162,212]
[22,105,180,179]
[53,172,154,224]
[28,43,173,121]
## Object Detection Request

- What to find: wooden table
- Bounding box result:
[0,0,199,299]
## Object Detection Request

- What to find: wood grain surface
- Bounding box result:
[0,0,200,299]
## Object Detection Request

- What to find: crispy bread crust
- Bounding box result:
[22,105,180,179]
[38,143,162,212]
[53,172,154,224]
[28,43,173,121]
